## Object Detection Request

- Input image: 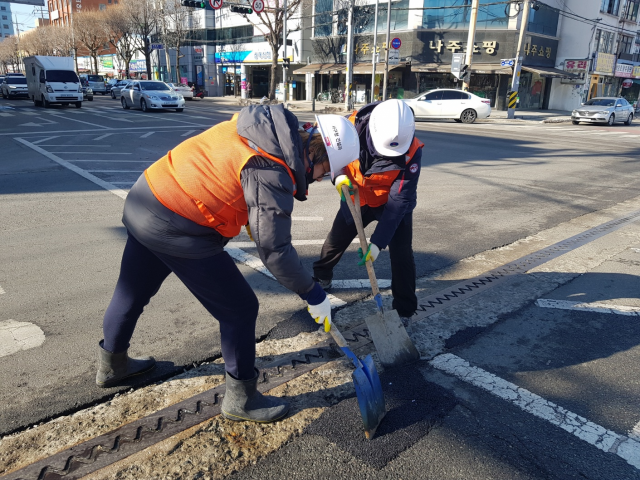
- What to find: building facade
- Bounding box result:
[0,2,15,39]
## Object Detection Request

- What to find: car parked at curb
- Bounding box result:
[82,83,93,101]
[120,80,185,112]
[1,75,29,99]
[167,83,194,100]
[571,97,634,126]
[401,88,491,123]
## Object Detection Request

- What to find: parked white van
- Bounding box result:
[24,56,82,108]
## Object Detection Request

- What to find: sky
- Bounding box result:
[8,1,45,33]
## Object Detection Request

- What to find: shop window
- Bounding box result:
[618,35,633,55]
[527,5,559,36]
[601,0,621,15]
[623,0,639,21]
[422,0,507,30]
[343,0,408,35]
[594,29,615,54]
[314,0,332,37]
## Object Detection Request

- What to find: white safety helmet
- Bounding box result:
[369,99,415,157]
[314,114,360,180]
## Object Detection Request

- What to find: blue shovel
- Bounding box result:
[329,326,386,439]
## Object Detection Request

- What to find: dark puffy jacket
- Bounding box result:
[339,102,422,250]
[122,104,315,296]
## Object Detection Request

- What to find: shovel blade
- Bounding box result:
[364,309,420,370]
[352,354,386,440]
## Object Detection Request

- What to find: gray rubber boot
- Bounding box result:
[96,340,156,388]
[221,369,290,423]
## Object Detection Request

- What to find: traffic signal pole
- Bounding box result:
[370,0,379,103]
[283,0,288,102]
[382,0,391,101]
[461,0,479,91]
[508,0,531,119]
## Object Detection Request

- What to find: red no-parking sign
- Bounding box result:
[209,0,223,9]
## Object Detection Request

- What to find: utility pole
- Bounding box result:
[381,0,391,100]
[344,0,354,110]
[508,0,531,119]
[370,0,379,103]
[282,0,287,102]
[462,0,479,91]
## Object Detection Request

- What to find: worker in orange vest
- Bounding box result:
[313,99,424,325]
[96,105,359,424]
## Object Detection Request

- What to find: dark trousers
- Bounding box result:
[102,233,259,379]
[313,209,417,317]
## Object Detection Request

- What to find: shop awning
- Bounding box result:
[293,62,406,75]
[411,63,511,74]
[521,65,581,79]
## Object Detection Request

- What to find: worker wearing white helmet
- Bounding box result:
[313,99,424,324]
[97,105,359,425]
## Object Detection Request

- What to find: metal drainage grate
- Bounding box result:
[7,325,372,480]
[411,209,640,322]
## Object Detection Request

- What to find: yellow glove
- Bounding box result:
[307,296,332,332]
[335,175,355,202]
[357,243,380,266]
[245,223,254,242]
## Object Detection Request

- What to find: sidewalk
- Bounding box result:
[200,95,573,123]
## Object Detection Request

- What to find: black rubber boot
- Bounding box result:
[96,340,156,388]
[221,369,290,423]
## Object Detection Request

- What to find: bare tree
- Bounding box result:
[51,25,80,71]
[248,0,308,99]
[104,4,138,78]
[74,9,110,74]
[160,0,201,84]
[19,26,58,56]
[123,0,160,80]
[0,37,21,74]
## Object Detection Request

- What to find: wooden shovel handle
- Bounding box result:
[340,185,380,297]
[329,326,349,349]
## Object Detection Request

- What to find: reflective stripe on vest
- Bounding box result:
[145,116,297,237]
[345,137,424,207]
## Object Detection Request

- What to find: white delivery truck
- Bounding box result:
[23,56,83,108]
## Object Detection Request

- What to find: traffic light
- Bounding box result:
[282,58,290,67]
[181,0,206,7]
[458,64,469,80]
[230,4,253,13]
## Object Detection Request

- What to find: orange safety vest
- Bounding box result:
[346,110,424,207]
[145,115,297,238]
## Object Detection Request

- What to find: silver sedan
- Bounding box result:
[120,80,185,112]
[110,80,131,99]
[571,97,634,126]
[167,83,194,100]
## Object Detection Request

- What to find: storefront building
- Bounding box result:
[615,61,640,107]
[589,52,620,99]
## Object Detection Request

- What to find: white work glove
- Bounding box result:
[335,174,355,202]
[307,295,332,332]
[357,243,380,266]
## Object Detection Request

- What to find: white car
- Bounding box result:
[120,80,185,112]
[402,88,491,123]
[1,75,28,99]
[167,83,194,100]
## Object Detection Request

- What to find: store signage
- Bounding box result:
[561,59,589,85]
[633,66,640,78]
[615,62,634,78]
[428,39,497,55]
[593,52,616,76]
[522,35,557,68]
[414,30,516,65]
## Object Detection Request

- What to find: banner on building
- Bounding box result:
[593,52,616,76]
[129,59,147,73]
[100,56,114,69]
[615,62,634,78]
[561,59,590,84]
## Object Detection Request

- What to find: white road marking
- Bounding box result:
[54,152,132,155]
[228,239,361,248]
[0,284,5,294]
[14,138,128,200]
[536,298,640,316]
[0,125,206,136]
[181,130,197,136]
[140,132,155,138]
[94,133,113,141]
[0,320,46,357]
[225,247,346,307]
[52,115,113,129]
[431,353,640,469]
[31,136,60,145]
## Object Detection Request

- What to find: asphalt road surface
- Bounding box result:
[2,95,640,478]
